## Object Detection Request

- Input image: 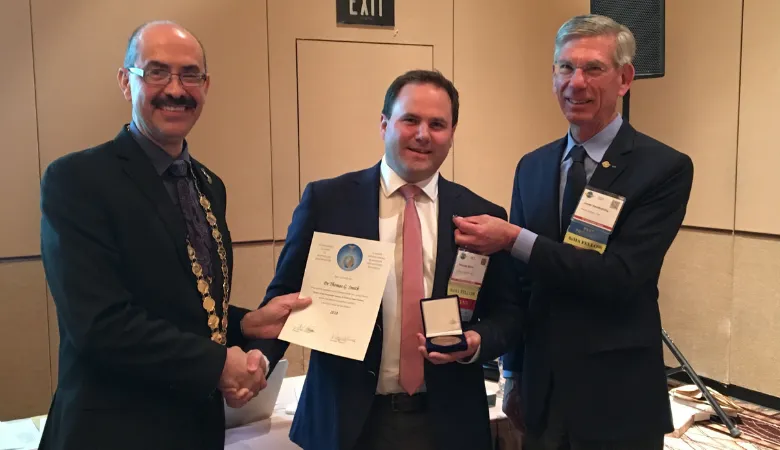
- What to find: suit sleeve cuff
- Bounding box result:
[458,344,481,364]
[510,228,538,263]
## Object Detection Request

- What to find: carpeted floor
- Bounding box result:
[664,397,780,449]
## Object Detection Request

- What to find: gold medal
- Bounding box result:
[202,296,216,311]
[206,212,217,226]
[191,262,203,277]
[212,229,221,240]
[197,279,209,294]
[208,315,219,329]
[431,336,462,346]
[187,245,196,259]
[222,317,228,329]
[199,197,211,209]
[211,332,223,343]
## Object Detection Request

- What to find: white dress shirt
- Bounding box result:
[376,156,439,394]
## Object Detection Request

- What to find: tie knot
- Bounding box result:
[399,184,423,201]
[168,160,189,178]
[569,145,587,163]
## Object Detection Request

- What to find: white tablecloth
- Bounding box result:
[224,376,509,449]
[0,376,510,450]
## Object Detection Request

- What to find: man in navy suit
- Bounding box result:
[250,70,523,450]
[452,15,694,450]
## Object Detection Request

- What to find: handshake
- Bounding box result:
[217,292,313,408]
[218,346,269,408]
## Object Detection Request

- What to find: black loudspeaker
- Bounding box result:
[590,0,665,79]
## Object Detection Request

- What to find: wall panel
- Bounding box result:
[658,229,733,382]
[630,0,742,230]
[0,261,51,420]
[730,234,780,397]
[1,0,42,258]
[735,0,780,234]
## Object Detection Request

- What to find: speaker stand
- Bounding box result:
[663,329,742,438]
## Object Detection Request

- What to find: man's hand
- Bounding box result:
[219,347,268,408]
[241,293,312,339]
[503,376,526,433]
[416,330,481,364]
[453,215,521,255]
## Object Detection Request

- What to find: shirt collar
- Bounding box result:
[128,120,191,176]
[562,113,623,164]
[379,155,439,201]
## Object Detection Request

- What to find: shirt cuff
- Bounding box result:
[262,354,271,377]
[458,344,481,364]
[510,228,538,263]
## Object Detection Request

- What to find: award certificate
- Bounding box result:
[278,232,394,361]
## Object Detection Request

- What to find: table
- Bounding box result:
[224,376,522,449]
[0,377,521,450]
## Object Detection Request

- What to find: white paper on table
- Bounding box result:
[279,232,394,361]
[0,419,41,450]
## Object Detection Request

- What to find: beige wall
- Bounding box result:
[3,0,780,420]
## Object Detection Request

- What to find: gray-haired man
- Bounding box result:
[452,14,693,450]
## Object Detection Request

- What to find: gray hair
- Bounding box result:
[123,20,208,71]
[553,14,636,67]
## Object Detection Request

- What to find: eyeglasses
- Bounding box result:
[127,67,207,87]
[554,62,612,80]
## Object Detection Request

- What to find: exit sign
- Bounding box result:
[337,0,395,27]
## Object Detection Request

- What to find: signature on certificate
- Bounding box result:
[293,324,316,333]
[330,333,356,344]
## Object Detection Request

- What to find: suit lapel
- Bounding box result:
[352,164,383,367]
[432,176,459,298]
[539,138,566,240]
[587,121,635,192]
[115,127,191,274]
[351,163,381,241]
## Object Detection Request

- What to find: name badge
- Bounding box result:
[446,248,489,322]
[563,187,625,253]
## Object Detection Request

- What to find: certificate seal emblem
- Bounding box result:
[431,336,462,346]
[337,244,363,271]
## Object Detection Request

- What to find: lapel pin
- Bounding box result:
[201,168,212,184]
[602,161,616,169]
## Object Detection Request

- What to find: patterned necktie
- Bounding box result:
[398,184,425,395]
[168,160,213,279]
[560,145,587,236]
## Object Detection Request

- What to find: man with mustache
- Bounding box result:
[451,15,694,450]
[247,69,523,450]
[39,21,309,450]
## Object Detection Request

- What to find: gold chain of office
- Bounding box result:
[123,124,230,345]
[187,164,231,345]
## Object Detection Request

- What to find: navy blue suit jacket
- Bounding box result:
[502,121,693,441]
[251,163,524,450]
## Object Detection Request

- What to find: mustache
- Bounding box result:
[152,95,197,109]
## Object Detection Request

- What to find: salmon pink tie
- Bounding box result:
[398,184,425,395]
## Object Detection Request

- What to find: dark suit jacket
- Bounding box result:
[249,163,523,450]
[502,121,693,441]
[39,126,251,450]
